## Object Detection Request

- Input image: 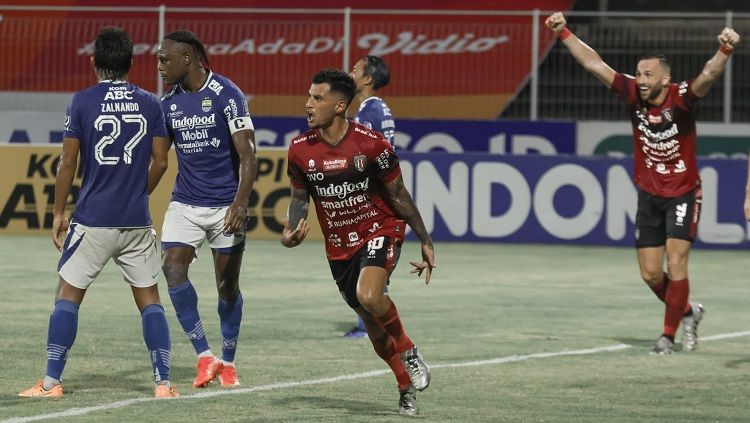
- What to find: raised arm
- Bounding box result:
[691,27,740,98]
[281,185,310,248]
[223,129,257,234]
[52,138,79,251]
[545,12,616,88]
[384,174,436,284]
[147,136,170,195]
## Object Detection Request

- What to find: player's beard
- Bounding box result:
[640,84,663,101]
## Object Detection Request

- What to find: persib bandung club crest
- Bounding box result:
[353,154,367,172]
[201,98,212,112]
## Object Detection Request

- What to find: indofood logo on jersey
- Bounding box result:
[172,114,216,130]
[315,178,369,199]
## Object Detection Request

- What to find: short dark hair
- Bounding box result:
[164,29,211,69]
[639,54,670,72]
[363,55,390,90]
[312,68,356,106]
[93,27,133,80]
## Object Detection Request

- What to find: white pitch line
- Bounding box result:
[700,330,750,342]
[5,330,750,423]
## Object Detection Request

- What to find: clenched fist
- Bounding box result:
[545,12,567,33]
[718,27,740,50]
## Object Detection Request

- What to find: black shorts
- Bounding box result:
[635,187,702,248]
[328,236,402,309]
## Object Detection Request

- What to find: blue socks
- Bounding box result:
[44,299,173,385]
[45,299,79,381]
[141,304,172,383]
[217,293,243,363]
[168,280,210,354]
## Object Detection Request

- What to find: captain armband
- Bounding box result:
[228,116,254,135]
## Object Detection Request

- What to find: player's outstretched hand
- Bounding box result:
[52,214,69,252]
[409,243,436,285]
[281,218,309,248]
[718,27,740,50]
[545,12,567,33]
[744,194,750,221]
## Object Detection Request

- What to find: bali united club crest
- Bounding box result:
[662,108,673,122]
[353,154,367,172]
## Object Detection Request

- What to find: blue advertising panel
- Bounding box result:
[252,117,576,154]
[398,152,749,249]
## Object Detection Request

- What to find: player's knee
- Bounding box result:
[666,256,688,274]
[356,290,382,312]
[217,279,240,302]
[161,260,188,286]
[640,270,662,285]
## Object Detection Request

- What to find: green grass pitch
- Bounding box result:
[1,236,748,422]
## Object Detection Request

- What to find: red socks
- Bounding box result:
[648,275,667,302]
[369,334,411,391]
[373,302,415,353]
[663,278,689,337]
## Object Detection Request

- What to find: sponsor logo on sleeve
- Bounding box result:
[375,150,391,170]
[679,81,688,96]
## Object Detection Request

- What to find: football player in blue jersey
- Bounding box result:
[351,55,396,145]
[19,27,177,398]
[345,55,396,338]
[157,30,257,388]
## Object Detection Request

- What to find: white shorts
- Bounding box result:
[161,201,246,255]
[57,223,160,289]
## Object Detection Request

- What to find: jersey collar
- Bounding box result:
[178,70,214,94]
[357,96,383,112]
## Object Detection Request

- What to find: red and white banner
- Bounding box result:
[1,0,572,118]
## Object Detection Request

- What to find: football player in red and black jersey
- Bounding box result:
[546,12,740,354]
[281,68,435,415]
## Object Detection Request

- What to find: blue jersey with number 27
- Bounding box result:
[63,80,167,228]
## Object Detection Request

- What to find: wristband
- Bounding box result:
[559,28,572,40]
[720,45,734,56]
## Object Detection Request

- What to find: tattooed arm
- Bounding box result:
[384,174,436,284]
[281,185,311,248]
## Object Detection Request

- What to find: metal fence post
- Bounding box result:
[343,7,351,73]
[530,9,540,121]
[157,4,165,97]
[724,9,733,124]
